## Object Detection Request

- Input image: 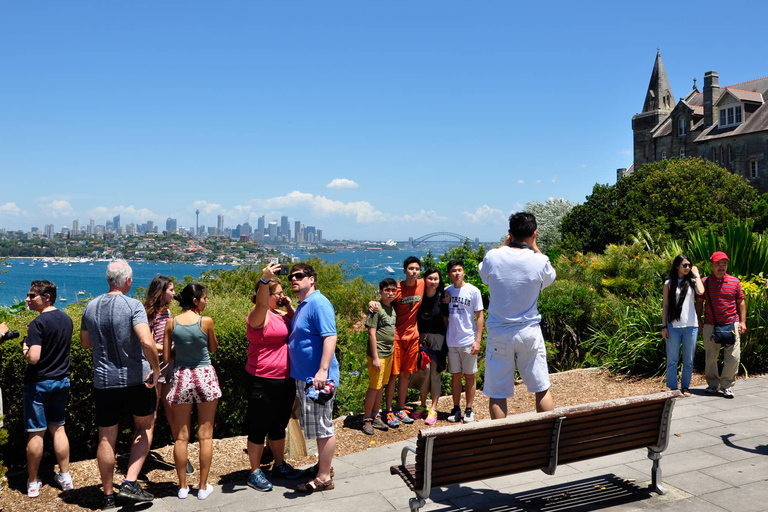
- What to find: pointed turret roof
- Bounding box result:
[642,49,675,113]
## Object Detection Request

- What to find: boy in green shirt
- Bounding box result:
[362,278,398,435]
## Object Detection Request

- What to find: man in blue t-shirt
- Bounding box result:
[288,263,339,493]
[21,280,74,498]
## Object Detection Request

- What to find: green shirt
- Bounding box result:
[364,301,396,358]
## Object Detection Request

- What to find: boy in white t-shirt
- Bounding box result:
[444,259,484,423]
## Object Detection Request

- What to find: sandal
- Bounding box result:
[297,477,334,493]
[362,418,374,435]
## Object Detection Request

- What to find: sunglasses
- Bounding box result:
[382,288,398,294]
[27,293,39,299]
[289,272,309,281]
[681,263,692,268]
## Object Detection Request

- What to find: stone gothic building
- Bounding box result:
[623,50,768,194]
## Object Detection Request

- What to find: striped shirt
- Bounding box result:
[702,274,744,325]
[151,309,171,353]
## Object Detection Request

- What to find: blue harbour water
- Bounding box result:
[0,248,435,308]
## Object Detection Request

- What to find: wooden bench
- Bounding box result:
[390,390,680,512]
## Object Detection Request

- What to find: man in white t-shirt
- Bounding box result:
[479,212,556,418]
[444,259,484,423]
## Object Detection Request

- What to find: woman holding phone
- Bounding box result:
[661,255,704,397]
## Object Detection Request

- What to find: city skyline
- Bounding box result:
[2,2,768,241]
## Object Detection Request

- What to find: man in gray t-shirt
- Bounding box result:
[80,260,160,507]
[479,213,556,419]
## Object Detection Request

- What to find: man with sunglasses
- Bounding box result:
[287,263,339,492]
[21,280,74,497]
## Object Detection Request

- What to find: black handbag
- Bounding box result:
[705,279,736,345]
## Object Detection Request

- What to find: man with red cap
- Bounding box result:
[695,251,746,398]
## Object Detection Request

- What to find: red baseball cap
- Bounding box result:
[710,251,730,262]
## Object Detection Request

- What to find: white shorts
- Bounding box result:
[483,324,550,399]
[447,345,477,375]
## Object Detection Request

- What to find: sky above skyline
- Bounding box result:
[2,1,768,241]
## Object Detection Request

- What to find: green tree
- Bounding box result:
[560,158,758,254]
[524,198,577,253]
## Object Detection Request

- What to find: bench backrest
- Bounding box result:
[412,391,677,490]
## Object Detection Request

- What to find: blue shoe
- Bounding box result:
[272,461,303,479]
[395,409,414,424]
[247,469,273,492]
[386,411,400,428]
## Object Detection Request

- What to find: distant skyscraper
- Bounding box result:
[113,214,120,232]
[106,220,114,232]
[89,219,95,235]
[317,229,322,242]
[126,223,136,235]
[72,219,79,237]
[280,216,289,236]
[44,224,54,238]
[258,215,265,234]
[146,220,154,233]
[241,221,252,235]
[268,221,278,239]
[166,217,177,234]
[217,214,224,234]
[294,221,301,242]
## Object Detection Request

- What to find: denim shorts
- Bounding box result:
[24,377,70,432]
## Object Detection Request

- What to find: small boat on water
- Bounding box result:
[384,266,395,275]
[43,263,49,268]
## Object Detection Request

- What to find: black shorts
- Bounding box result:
[95,384,157,428]
[244,373,295,445]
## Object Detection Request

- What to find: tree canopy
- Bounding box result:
[560,158,758,253]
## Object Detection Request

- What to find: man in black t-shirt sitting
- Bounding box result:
[21,280,74,498]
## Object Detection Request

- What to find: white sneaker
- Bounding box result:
[55,472,74,492]
[463,408,475,423]
[27,479,42,498]
[178,486,190,499]
[198,484,213,500]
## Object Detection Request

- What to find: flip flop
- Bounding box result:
[297,478,334,493]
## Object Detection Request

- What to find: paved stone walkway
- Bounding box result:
[141,376,768,512]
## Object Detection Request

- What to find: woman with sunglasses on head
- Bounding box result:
[411,267,449,425]
[144,276,194,475]
[661,255,704,397]
[164,283,220,500]
[243,262,302,493]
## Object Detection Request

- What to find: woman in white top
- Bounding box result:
[661,255,704,396]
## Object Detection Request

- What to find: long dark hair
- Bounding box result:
[144,275,173,324]
[666,254,694,323]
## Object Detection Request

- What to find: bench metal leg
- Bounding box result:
[409,497,426,512]
[647,449,665,495]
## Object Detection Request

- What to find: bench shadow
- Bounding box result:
[721,433,768,455]
[426,474,654,512]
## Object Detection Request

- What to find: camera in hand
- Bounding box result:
[1,330,20,342]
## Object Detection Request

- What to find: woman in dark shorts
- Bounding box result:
[244,262,302,492]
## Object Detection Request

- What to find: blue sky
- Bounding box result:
[2,1,767,241]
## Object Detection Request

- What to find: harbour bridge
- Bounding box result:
[410,231,477,247]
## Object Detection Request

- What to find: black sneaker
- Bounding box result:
[117,480,154,502]
[102,493,116,510]
[447,406,462,423]
[186,459,194,474]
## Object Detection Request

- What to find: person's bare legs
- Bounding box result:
[396,371,411,410]
[126,414,155,482]
[535,389,554,413]
[196,400,218,492]
[50,424,70,473]
[268,437,287,466]
[172,404,193,490]
[364,386,379,419]
[489,398,507,420]
[97,425,119,495]
[315,435,335,483]
[465,374,476,409]
[384,375,397,412]
[451,373,463,408]
[26,431,45,483]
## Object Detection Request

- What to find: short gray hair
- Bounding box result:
[106,259,133,287]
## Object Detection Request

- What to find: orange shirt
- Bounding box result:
[394,278,425,341]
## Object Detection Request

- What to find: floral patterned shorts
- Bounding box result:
[167,365,222,405]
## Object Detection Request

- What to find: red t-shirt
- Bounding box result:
[245,311,291,379]
[702,274,744,325]
[394,278,425,341]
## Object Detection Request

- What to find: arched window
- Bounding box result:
[727,145,732,164]
[711,147,717,161]
[719,146,724,164]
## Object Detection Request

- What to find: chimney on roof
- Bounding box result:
[704,71,721,127]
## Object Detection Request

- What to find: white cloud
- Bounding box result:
[41,200,75,218]
[0,202,23,216]
[192,200,224,214]
[463,205,506,225]
[517,179,525,184]
[326,178,359,190]
[89,205,160,221]
[401,209,449,224]
[535,179,542,184]
[619,149,632,156]
[551,175,558,183]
